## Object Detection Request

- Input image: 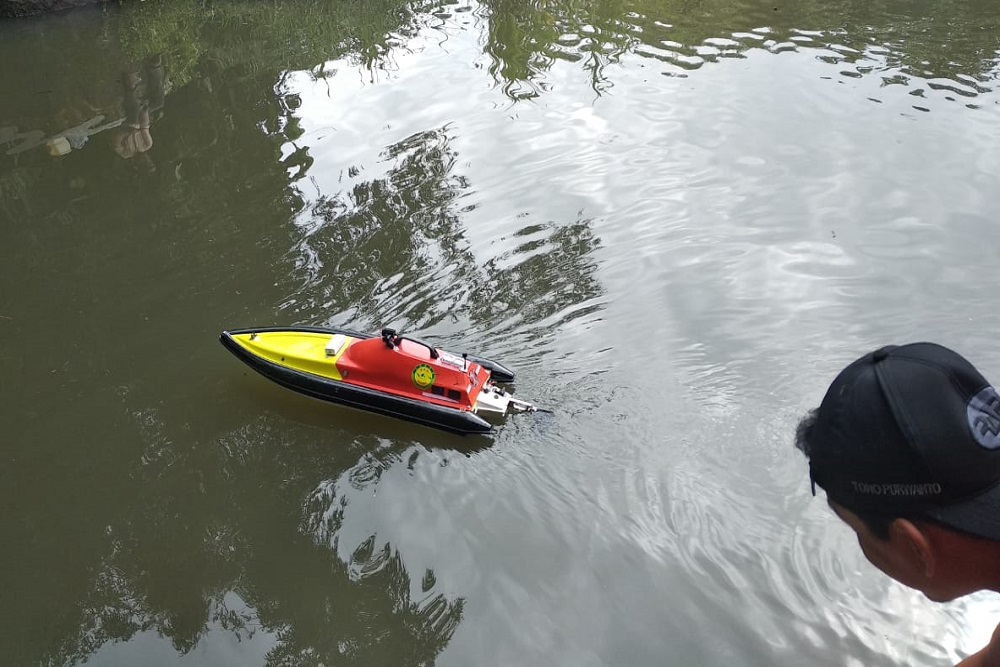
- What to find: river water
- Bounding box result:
[2,1,999,665]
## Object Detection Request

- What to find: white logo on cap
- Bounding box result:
[967,386,1000,450]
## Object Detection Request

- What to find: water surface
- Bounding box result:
[2,1,1000,665]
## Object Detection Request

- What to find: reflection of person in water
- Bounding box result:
[109,55,165,169]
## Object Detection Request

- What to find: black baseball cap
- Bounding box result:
[806,342,1000,541]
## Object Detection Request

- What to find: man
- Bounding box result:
[108,56,165,168]
[795,342,1000,666]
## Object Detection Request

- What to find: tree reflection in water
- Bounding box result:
[281,124,604,341]
[37,407,467,667]
[0,3,476,665]
[4,0,1000,665]
[476,0,999,103]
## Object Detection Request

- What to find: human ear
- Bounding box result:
[892,519,936,578]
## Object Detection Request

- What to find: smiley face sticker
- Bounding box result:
[412,364,435,389]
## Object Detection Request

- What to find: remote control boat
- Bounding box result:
[219,326,536,434]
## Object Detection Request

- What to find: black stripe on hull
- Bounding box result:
[219,330,494,435]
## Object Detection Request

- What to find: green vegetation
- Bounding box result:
[478,0,1000,97]
[2,1,998,664]
[116,0,205,89]
[115,0,431,89]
